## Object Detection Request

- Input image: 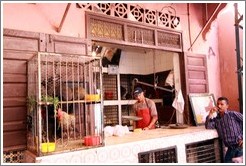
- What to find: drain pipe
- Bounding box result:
[234,3,243,114]
[187,3,192,51]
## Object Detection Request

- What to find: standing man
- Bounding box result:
[132,87,158,130]
[205,96,243,163]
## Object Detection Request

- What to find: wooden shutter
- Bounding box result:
[46,34,88,55]
[183,52,209,125]
[184,52,209,94]
[3,29,46,151]
[3,29,89,152]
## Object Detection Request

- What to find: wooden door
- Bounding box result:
[46,34,88,54]
[3,29,89,152]
[3,29,46,152]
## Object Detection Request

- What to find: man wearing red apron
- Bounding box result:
[132,87,158,130]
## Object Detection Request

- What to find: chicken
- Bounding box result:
[61,84,73,101]
[73,86,86,100]
[41,76,86,101]
[57,108,75,138]
[41,76,59,97]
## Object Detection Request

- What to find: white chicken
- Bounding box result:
[57,108,75,138]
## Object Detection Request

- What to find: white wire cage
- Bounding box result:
[27,52,104,156]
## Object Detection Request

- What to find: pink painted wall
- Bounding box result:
[2,2,240,110]
[175,3,222,99]
[217,4,243,111]
[3,3,86,38]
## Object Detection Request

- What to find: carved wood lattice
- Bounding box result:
[90,18,123,40]
[127,26,155,45]
[158,6,180,28]
[97,3,111,15]
[86,4,182,50]
[129,5,144,23]
[77,3,180,29]
[145,9,156,25]
[157,31,181,49]
[76,3,92,10]
[114,3,128,19]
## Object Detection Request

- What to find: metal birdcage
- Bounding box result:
[27,52,104,156]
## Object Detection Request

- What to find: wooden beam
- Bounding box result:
[188,3,225,51]
[57,3,71,33]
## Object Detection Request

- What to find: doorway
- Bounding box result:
[92,42,183,127]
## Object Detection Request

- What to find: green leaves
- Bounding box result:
[41,95,60,116]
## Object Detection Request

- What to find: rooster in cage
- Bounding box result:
[41,76,86,101]
[57,108,76,138]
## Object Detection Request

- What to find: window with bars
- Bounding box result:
[138,146,177,163]
[120,74,133,100]
[104,105,119,126]
[186,138,222,163]
[103,74,118,100]
[121,105,132,126]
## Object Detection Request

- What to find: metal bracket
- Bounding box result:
[132,78,174,93]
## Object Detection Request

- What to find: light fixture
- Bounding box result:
[160,5,179,28]
[91,43,101,57]
[160,5,176,21]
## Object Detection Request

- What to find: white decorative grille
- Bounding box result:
[114,3,128,18]
[77,3,180,29]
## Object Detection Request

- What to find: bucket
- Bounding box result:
[104,91,113,100]
[84,135,101,146]
[41,142,56,153]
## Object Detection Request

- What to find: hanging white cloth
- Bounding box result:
[172,89,185,114]
[165,70,174,87]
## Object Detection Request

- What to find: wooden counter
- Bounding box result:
[105,126,214,145]
[25,126,219,163]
